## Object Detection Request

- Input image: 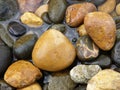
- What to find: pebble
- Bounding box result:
[4,60,42,88]
[111,39,120,66]
[48,0,67,23]
[83,55,112,68]
[116,3,120,15]
[41,12,52,24]
[84,12,116,51]
[66,2,96,27]
[0,24,14,48]
[18,0,42,13]
[50,24,66,33]
[48,71,77,90]
[20,12,43,27]
[76,35,99,61]
[13,34,38,60]
[77,24,88,36]
[17,82,42,90]
[70,65,101,84]
[8,21,26,37]
[0,0,18,21]
[87,69,120,90]
[35,4,48,18]
[98,0,116,13]
[32,29,76,71]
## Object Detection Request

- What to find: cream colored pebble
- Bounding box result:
[116,3,120,15]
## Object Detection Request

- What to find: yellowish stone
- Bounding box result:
[20,12,43,27]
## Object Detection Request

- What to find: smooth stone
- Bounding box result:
[48,0,67,23]
[0,45,13,77]
[0,80,15,90]
[113,16,120,24]
[32,29,76,71]
[0,24,14,48]
[87,69,120,90]
[98,0,116,13]
[116,4,120,15]
[20,12,43,27]
[17,83,42,90]
[70,65,101,84]
[35,4,48,18]
[116,29,120,40]
[66,2,96,27]
[50,24,66,33]
[77,24,88,36]
[8,21,26,37]
[4,60,42,88]
[41,12,52,24]
[76,35,99,61]
[83,55,112,68]
[13,34,38,60]
[111,39,120,66]
[48,71,77,90]
[86,0,106,6]
[18,0,42,13]
[0,0,18,21]
[84,12,116,51]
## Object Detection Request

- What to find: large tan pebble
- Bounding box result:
[17,83,42,90]
[116,4,120,15]
[35,4,48,18]
[98,0,116,13]
[20,12,43,27]
[66,2,96,27]
[32,29,76,71]
[4,60,42,88]
[84,12,116,51]
[87,69,120,90]
[77,24,87,36]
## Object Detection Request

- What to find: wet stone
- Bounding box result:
[13,34,38,60]
[8,21,26,37]
[0,0,18,21]
[50,24,66,33]
[76,35,99,61]
[0,24,14,48]
[83,55,112,68]
[0,80,15,90]
[111,39,120,66]
[70,65,101,84]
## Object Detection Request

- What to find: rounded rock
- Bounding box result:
[116,4,120,15]
[76,35,99,61]
[48,0,67,23]
[20,12,43,27]
[98,0,116,13]
[66,2,96,27]
[13,34,38,60]
[70,65,101,84]
[77,24,88,36]
[32,29,76,71]
[84,12,116,51]
[8,21,26,37]
[4,60,42,88]
[41,12,52,24]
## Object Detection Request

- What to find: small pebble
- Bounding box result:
[8,21,26,37]
[116,3,120,15]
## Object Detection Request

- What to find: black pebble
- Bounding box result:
[8,21,26,37]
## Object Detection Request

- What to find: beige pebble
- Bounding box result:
[77,24,87,36]
[98,0,116,13]
[20,12,43,27]
[35,4,48,18]
[116,3,120,15]
[87,69,120,90]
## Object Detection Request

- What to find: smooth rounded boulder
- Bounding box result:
[84,12,116,51]
[32,29,76,71]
